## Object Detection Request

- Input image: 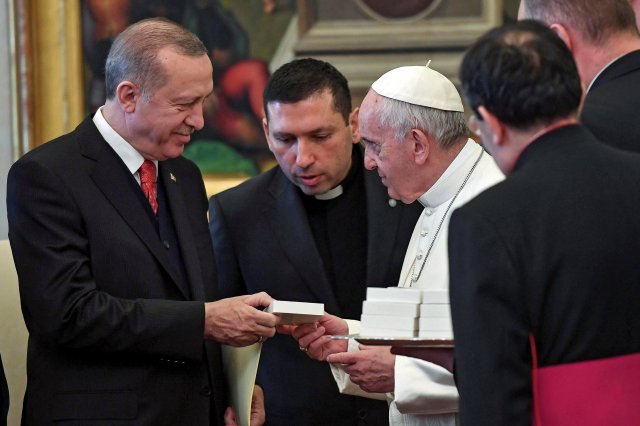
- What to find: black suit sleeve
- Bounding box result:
[0,355,7,426]
[7,157,205,360]
[448,208,532,426]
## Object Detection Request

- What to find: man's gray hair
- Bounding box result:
[376,95,468,149]
[105,18,208,100]
[520,0,637,45]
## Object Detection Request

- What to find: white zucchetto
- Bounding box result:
[371,62,464,112]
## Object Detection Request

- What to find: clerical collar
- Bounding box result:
[310,147,362,201]
[315,185,344,200]
[418,139,482,208]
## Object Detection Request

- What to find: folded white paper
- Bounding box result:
[221,343,262,426]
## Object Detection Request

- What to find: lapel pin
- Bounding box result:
[170,173,177,182]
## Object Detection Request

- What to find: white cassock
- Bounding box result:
[331,140,505,426]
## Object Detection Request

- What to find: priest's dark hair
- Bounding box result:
[460,19,582,130]
[263,58,352,124]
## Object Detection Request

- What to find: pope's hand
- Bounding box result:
[281,313,349,361]
[327,345,395,393]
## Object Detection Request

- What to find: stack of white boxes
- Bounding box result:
[359,287,453,340]
[418,290,453,339]
[360,287,421,337]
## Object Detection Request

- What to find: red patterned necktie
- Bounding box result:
[139,159,158,215]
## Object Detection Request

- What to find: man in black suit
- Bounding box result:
[209,58,421,425]
[450,20,640,425]
[7,18,278,425]
[518,0,640,152]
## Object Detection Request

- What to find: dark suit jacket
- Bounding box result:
[580,49,640,152]
[448,125,640,426]
[0,355,7,426]
[209,156,422,425]
[7,117,226,425]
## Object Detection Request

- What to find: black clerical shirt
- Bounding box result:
[301,148,368,320]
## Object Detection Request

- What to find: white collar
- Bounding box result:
[314,185,344,200]
[417,139,482,208]
[92,107,157,176]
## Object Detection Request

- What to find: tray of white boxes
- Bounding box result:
[354,287,454,347]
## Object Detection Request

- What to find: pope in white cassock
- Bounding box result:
[286,63,504,425]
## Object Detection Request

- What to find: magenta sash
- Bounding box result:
[530,334,640,425]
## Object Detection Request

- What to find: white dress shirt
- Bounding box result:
[92,108,157,183]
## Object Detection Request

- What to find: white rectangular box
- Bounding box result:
[420,290,450,304]
[418,317,453,332]
[419,304,451,318]
[362,301,419,317]
[361,314,418,331]
[266,300,324,325]
[366,287,422,303]
[418,330,454,339]
[359,327,416,338]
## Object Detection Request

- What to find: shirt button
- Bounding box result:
[163,240,170,249]
[200,385,211,396]
[358,409,367,419]
[425,208,433,216]
[420,231,428,237]
[388,199,397,207]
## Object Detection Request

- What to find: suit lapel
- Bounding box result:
[364,168,406,285]
[591,49,640,92]
[159,162,205,301]
[79,120,182,294]
[267,171,341,312]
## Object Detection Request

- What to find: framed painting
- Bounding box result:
[80,0,297,195]
[12,0,515,195]
[11,0,297,195]
[297,0,503,51]
[295,0,503,105]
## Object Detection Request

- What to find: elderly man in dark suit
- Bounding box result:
[518,0,640,152]
[7,18,278,425]
[209,58,421,425]
[450,20,640,425]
